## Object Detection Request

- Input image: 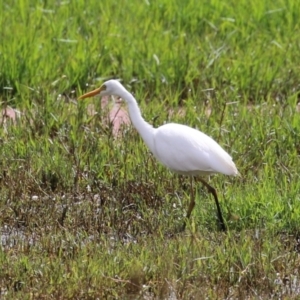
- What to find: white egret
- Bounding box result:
[79,80,238,231]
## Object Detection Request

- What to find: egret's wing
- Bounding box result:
[153,123,237,176]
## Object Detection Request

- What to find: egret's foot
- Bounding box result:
[174,220,187,233]
[217,219,227,232]
[219,222,227,232]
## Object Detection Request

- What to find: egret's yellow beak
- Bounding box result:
[78,85,106,100]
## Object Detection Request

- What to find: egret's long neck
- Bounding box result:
[121,90,155,152]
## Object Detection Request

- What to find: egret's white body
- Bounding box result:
[152,123,237,176]
[79,80,238,231]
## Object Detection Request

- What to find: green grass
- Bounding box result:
[1,0,300,298]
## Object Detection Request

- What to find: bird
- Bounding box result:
[79,79,238,231]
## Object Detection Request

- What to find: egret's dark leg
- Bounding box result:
[186,177,195,219]
[198,178,226,232]
[181,177,195,231]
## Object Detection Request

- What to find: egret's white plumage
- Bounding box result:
[153,123,237,176]
[79,79,238,231]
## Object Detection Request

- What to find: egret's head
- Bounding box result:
[78,79,126,100]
